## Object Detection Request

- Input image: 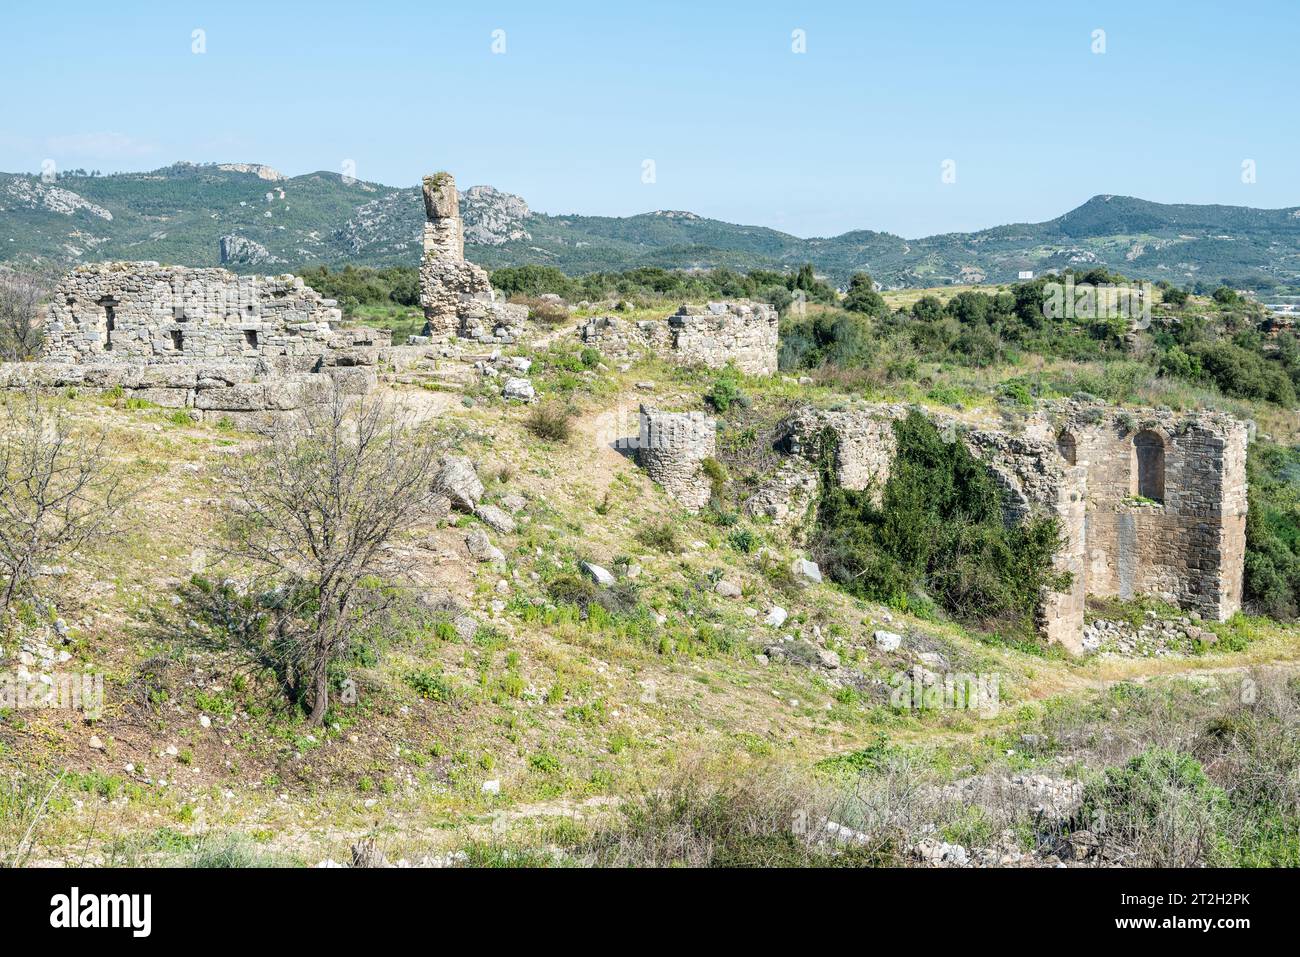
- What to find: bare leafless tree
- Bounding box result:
[0,273,47,362]
[220,388,442,724]
[0,391,125,615]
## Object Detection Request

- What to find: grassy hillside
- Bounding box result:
[4,274,1300,867]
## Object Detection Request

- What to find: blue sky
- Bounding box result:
[2,0,1295,238]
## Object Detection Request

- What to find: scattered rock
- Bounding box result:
[764,606,788,628]
[88,735,104,750]
[434,456,484,511]
[714,579,742,598]
[474,503,516,535]
[452,613,480,642]
[791,558,822,584]
[499,493,528,514]
[465,529,504,562]
[502,377,536,403]
[581,561,616,587]
[914,839,969,867]
[482,779,501,794]
[874,630,903,651]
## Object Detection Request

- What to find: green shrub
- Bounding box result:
[810,411,1069,632]
[1243,441,1300,618]
[704,368,747,413]
[636,520,680,553]
[524,403,574,442]
[1187,341,1296,406]
[1079,747,1227,867]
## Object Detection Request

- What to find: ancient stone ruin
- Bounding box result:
[4,261,388,430]
[416,172,526,345]
[1034,404,1248,625]
[749,399,1248,652]
[636,405,717,511]
[42,261,381,365]
[580,300,779,376]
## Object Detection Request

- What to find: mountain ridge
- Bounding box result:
[2,162,1298,288]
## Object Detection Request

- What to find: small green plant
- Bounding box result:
[524,403,574,442]
[704,367,746,413]
[636,520,680,553]
[728,527,759,553]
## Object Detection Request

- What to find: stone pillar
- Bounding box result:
[418,171,495,342]
[636,405,717,511]
[422,172,464,261]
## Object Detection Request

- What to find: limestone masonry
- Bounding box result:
[580,300,779,375]
[636,405,718,512]
[417,172,526,344]
[42,261,382,365]
[756,400,1248,652]
[15,261,391,430]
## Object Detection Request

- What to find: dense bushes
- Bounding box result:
[778,311,875,369]
[297,265,419,313]
[1244,441,1300,618]
[490,264,814,314]
[810,411,1068,631]
[1079,747,1226,867]
[1185,341,1296,405]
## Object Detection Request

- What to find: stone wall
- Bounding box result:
[636,405,717,511]
[41,262,375,365]
[0,359,375,432]
[1031,404,1249,621]
[754,399,1248,651]
[580,300,778,375]
[965,429,1089,651]
[416,172,526,344]
[668,302,779,375]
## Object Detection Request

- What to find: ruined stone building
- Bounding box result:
[6,261,389,430]
[417,172,526,344]
[1033,405,1248,625]
[42,262,385,366]
[735,400,1248,652]
[580,300,779,376]
[635,405,718,511]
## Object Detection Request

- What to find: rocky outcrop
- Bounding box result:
[215,163,285,181]
[5,178,112,220]
[219,234,281,266]
[462,185,531,245]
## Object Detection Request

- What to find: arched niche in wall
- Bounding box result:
[1056,430,1077,465]
[1133,430,1165,502]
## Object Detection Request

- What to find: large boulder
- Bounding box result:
[502,377,536,403]
[465,529,504,563]
[434,456,484,512]
[474,504,516,535]
[581,562,616,587]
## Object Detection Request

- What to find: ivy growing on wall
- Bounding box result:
[809,410,1070,633]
